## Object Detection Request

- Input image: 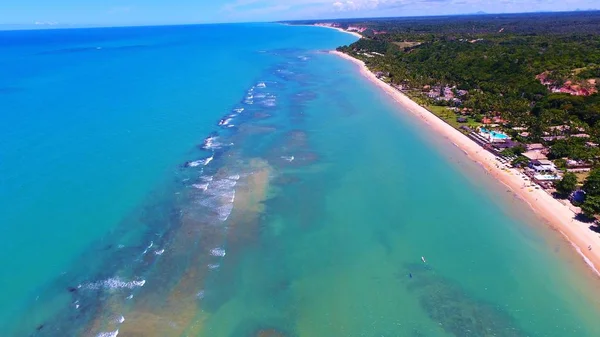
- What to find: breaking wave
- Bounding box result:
[81,277,146,290]
[210,248,226,257]
[97,331,119,337]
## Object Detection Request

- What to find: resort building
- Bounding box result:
[523,158,561,188]
[522,150,547,161]
[533,173,562,189]
[530,159,557,174]
[522,143,550,161]
[526,143,546,151]
[542,136,566,142]
[479,127,510,143]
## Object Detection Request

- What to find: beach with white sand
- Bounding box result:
[332,49,600,276]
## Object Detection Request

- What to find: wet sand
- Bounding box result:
[331,50,600,277]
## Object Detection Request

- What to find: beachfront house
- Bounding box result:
[530,159,557,174]
[522,144,549,160]
[566,158,593,170]
[542,136,566,142]
[427,89,441,99]
[523,159,560,188]
[522,150,547,161]
[526,143,546,151]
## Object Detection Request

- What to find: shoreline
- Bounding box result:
[306,24,363,39]
[331,50,600,277]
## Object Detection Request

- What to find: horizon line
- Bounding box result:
[1,9,598,32]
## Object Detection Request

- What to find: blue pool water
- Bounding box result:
[481,127,509,139]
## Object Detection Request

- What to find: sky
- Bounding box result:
[0,0,598,27]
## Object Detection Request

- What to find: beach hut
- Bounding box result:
[522,150,548,162]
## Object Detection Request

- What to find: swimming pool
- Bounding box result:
[481,128,509,140]
[534,174,561,181]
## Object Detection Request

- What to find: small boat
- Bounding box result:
[421,256,426,263]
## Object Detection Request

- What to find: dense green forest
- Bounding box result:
[287,12,600,217]
[333,14,600,143]
[286,11,600,35]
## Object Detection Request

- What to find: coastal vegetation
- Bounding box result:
[555,172,578,198]
[288,11,600,217]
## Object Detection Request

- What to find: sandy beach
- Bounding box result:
[331,50,600,276]
[312,24,363,39]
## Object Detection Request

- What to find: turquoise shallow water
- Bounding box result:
[1,24,600,336]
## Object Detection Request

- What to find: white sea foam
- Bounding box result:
[206,178,237,195]
[219,117,234,126]
[281,156,295,162]
[244,92,254,104]
[298,56,309,61]
[276,69,294,75]
[233,108,244,113]
[567,239,600,276]
[208,263,220,269]
[217,203,234,221]
[257,82,267,88]
[187,155,215,167]
[189,154,215,167]
[262,99,277,107]
[116,315,125,324]
[192,183,209,191]
[197,290,205,299]
[126,294,134,300]
[202,136,221,150]
[210,247,226,257]
[142,241,153,255]
[198,174,239,221]
[97,330,119,337]
[81,277,146,290]
[154,249,165,255]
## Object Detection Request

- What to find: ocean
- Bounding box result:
[1,23,600,336]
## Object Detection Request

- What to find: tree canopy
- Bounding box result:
[555,172,578,198]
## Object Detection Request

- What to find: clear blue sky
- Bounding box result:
[1,0,598,26]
